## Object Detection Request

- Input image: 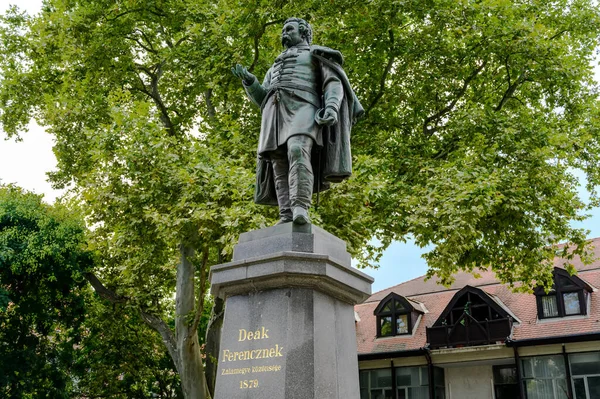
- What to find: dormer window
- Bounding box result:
[535,268,592,319]
[374,293,423,337]
[426,286,514,349]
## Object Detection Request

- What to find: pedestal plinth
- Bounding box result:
[210,223,373,399]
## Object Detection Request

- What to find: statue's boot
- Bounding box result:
[288,138,314,225]
[271,155,293,224]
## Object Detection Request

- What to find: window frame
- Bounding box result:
[520,355,568,399]
[535,269,590,320]
[359,366,446,399]
[493,365,519,399]
[569,351,600,399]
[374,293,417,338]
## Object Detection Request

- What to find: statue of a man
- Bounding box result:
[233,17,363,225]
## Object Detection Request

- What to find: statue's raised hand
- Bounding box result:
[231,64,256,86]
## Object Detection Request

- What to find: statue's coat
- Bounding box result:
[251,46,364,206]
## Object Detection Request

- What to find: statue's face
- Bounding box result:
[281,21,304,48]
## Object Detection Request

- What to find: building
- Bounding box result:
[355,237,600,399]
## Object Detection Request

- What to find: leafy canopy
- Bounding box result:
[0,0,599,295]
[0,185,90,397]
[0,185,183,398]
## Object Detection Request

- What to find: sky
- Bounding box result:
[1,0,599,293]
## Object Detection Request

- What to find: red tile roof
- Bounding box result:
[355,237,600,355]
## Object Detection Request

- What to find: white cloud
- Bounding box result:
[1,0,43,15]
[0,120,64,203]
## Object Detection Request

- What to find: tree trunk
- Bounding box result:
[176,243,211,399]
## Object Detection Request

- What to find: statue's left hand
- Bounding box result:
[317,107,338,126]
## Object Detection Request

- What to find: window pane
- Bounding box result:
[525,379,554,399]
[382,302,392,313]
[433,367,445,386]
[420,366,429,386]
[396,314,409,334]
[572,378,586,399]
[370,389,392,399]
[408,386,428,399]
[522,358,534,378]
[588,376,600,398]
[523,355,565,378]
[563,292,581,315]
[435,386,446,399]
[570,352,600,376]
[542,295,559,317]
[396,368,413,387]
[372,369,392,388]
[396,366,420,387]
[556,378,569,399]
[494,366,517,384]
[558,275,576,289]
[495,384,519,399]
[380,316,392,336]
[395,299,407,311]
[544,356,566,378]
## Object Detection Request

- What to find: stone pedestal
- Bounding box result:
[210,223,373,399]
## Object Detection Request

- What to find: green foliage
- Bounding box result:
[72,300,182,398]
[0,185,91,397]
[1,0,599,301]
[2,1,600,397]
[0,185,182,397]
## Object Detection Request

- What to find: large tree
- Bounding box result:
[0,185,90,397]
[0,186,184,398]
[1,0,599,397]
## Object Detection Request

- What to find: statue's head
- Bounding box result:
[281,17,312,48]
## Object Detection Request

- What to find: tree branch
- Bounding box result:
[147,62,175,135]
[104,8,146,22]
[205,89,216,121]
[365,29,397,115]
[131,63,175,135]
[140,310,181,374]
[494,70,528,111]
[365,29,396,115]
[504,55,512,88]
[134,62,156,78]
[84,272,128,303]
[248,19,285,73]
[423,60,487,136]
[174,35,190,47]
[125,33,156,55]
[84,272,180,374]
[549,29,567,40]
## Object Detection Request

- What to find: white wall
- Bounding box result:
[445,365,494,399]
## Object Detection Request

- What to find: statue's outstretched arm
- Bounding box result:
[232,64,270,108]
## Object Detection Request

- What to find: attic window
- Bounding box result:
[535,268,591,319]
[374,293,421,337]
[426,285,513,349]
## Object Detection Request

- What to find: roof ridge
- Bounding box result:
[368,273,429,296]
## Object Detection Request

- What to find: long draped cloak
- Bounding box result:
[244,45,364,206]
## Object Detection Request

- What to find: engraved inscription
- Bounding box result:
[218,325,284,391]
[238,327,269,341]
[239,379,259,389]
[221,345,284,362]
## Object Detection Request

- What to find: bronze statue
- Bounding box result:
[232,17,363,225]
